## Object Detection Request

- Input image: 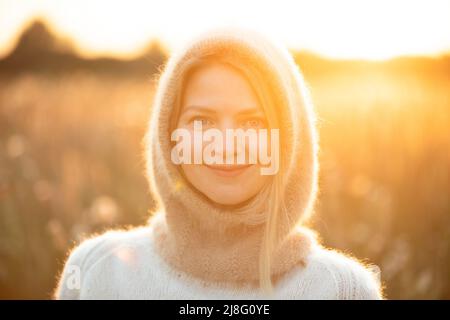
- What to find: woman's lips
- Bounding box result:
[205,163,253,177]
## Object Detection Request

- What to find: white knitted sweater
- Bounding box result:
[55,225,383,300]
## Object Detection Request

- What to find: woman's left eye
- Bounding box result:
[240,118,265,129]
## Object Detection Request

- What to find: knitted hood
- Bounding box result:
[145,27,319,288]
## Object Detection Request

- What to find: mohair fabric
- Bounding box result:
[54,28,383,300]
[145,27,319,286]
[55,226,383,299]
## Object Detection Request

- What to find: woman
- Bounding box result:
[55,27,383,299]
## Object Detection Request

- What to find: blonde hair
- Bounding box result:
[167,53,287,295]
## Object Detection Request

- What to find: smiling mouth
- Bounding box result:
[205,164,253,177]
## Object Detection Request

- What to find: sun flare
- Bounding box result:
[0,0,449,60]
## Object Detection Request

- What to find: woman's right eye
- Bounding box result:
[189,117,215,127]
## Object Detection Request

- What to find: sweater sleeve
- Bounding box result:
[54,235,107,300]
[353,264,383,300]
[341,257,383,300]
[316,248,384,300]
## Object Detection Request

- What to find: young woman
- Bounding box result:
[55,28,383,299]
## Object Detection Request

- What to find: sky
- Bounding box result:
[1,0,450,60]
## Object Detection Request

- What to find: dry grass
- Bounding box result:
[0,56,448,298]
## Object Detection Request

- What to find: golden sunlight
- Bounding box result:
[0,0,450,301]
[0,0,449,60]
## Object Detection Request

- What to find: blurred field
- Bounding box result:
[0,23,449,299]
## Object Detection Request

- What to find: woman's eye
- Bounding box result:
[190,117,215,127]
[240,118,265,129]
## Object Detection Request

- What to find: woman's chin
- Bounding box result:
[203,184,255,206]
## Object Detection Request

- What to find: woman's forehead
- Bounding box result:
[180,62,263,115]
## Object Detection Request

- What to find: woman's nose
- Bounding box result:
[216,121,246,162]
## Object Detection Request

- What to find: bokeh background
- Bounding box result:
[0,0,449,299]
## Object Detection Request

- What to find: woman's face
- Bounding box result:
[176,62,270,206]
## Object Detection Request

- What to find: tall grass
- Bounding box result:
[0,56,448,298]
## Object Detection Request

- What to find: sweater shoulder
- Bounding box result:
[307,245,383,299]
[54,226,152,299]
[66,226,151,272]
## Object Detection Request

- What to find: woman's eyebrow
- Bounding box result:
[236,109,265,117]
[181,105,265,117]
[180,105,216,114]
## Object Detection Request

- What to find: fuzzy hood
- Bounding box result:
[145,27,319,287]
